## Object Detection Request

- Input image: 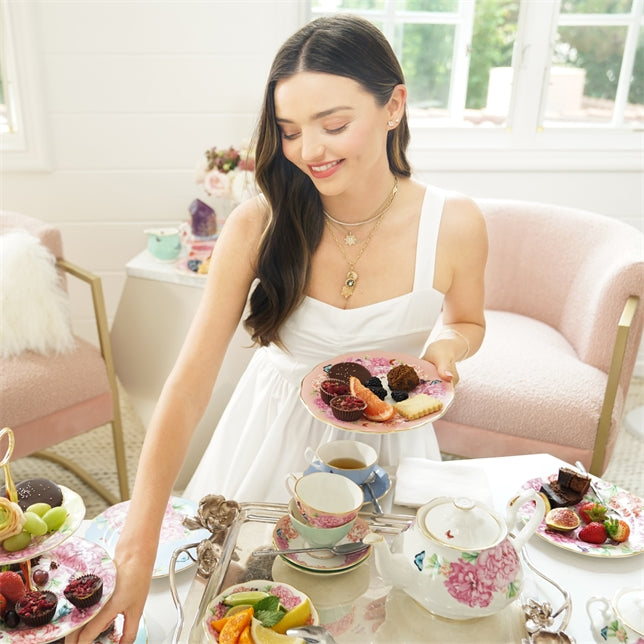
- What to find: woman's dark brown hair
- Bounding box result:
[245,14,411,347]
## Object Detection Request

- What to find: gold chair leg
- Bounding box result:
[590,295,639,476]
[32,450,120,506]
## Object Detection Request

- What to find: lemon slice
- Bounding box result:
[272,598,311,635]
[224,590,270,606]
[250,618,305,644]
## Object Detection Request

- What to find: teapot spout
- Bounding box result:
[363,532,412,590]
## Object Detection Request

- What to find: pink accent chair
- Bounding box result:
[0,211,129,504]
[435,198,644,476]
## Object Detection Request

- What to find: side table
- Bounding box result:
[110,249,256,490]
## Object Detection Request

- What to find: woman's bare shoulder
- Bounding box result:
[441,193,487,247]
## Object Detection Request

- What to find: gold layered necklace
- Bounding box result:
[325,176,398,299]
[324,177,398,247]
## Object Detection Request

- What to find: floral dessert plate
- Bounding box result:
[304,463,392,506]
[174,240,216,277]
[272,515,372,574]
[203,579,319,642]
[85,496,210,577]
[519,476,644,557]
[0,536,115,643]
[0,485,85,565]
[300,351,455,434]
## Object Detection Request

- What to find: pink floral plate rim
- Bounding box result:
[202,579,319,642]
[299,351,455,434]
[0,536,116,643]
[272,515,371,573]
[0,485,85,565]
[84,496,210,578]
[174,240,216,277]
[519,476,644,558]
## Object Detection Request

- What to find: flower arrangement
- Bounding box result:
[195,144,257,204]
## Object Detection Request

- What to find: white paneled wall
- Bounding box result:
[1,1,643,373]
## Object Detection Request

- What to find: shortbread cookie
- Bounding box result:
[394,394,443,420]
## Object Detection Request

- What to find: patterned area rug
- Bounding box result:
[7,378,644,519]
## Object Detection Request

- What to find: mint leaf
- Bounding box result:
[255,607,287,627]
[253,596,280,612]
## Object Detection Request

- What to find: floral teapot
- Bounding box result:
[364,491,545,620]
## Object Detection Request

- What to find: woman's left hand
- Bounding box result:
[423,339,460,386]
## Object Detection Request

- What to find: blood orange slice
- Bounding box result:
[349,376,395,422]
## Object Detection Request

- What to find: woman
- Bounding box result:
[73,14,486,643]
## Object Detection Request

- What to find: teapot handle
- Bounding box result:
[586,596,612,641]
[506,489,545,551]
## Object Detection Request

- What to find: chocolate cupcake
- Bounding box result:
[319,379,350,405]
[64,574,103,609]
[15,590,57,626]
[330,395,367,422]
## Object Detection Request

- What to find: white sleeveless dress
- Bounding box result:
[184,185,447,504]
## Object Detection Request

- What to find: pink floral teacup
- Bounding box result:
[285,471,363,528]
[587,587,644,643]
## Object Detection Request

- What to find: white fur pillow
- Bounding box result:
[0,230,76,358]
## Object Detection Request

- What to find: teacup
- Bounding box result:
[287,499,356,548]
[285,471,363,528]
[587,587,644,643]
[305,440,378,485]
[145,228,182,261]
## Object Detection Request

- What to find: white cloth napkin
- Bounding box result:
[394,457,493,508]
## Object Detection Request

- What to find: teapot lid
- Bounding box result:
[420,497,505,550]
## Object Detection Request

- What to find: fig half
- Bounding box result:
[545,507,580,532]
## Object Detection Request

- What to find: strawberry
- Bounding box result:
[0,571,25,604]
[0,592,6,617]
[578,501,607,524]
[604,518,630,543]
[578,521,608,544]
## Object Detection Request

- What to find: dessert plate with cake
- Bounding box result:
[518,466,644,558]
[0,536,116,642]
[0,484,85,564]
[85,496,211,578]
[300,351,455,434]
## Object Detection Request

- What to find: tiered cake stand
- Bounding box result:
[0,427,117,642]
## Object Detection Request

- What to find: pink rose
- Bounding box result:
[475,541,520,590]
[203,169,230,197]
[444,559,495,608]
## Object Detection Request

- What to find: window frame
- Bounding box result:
[308,0,644,172]
[0,0,50,171]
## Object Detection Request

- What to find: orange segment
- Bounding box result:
[349,376,395,422]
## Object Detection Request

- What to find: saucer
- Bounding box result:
[304,463,392,505]
[272,515,371,574]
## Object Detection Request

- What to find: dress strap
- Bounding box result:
[413,186,446,291]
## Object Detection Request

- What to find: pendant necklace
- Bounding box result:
[324,176,399,247]
[325,176,398,298]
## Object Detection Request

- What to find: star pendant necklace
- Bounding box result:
[325,176,399,298]
[323,176,399,247]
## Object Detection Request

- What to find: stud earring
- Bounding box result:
[387,120,395,127]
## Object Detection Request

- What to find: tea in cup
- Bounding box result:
[587,587,644,643]
[285,471,363,528]
[305,440,377,485]
[287,499,356,548]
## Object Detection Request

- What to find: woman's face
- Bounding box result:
[274,72,392,195]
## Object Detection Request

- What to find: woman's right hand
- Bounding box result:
[65,551,153,644]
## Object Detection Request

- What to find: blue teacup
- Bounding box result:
[145,228,182,261]
[305,440,378,485]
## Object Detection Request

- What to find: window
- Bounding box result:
[309,0,643,168]
[0,0,49,170]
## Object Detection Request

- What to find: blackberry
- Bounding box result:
[370,386,388,400]
[366,376,382,388]
[187,259,202,272]
[391,390,409,402]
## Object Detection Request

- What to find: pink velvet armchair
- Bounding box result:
[434,198,644,476]
[0,211,129,504]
